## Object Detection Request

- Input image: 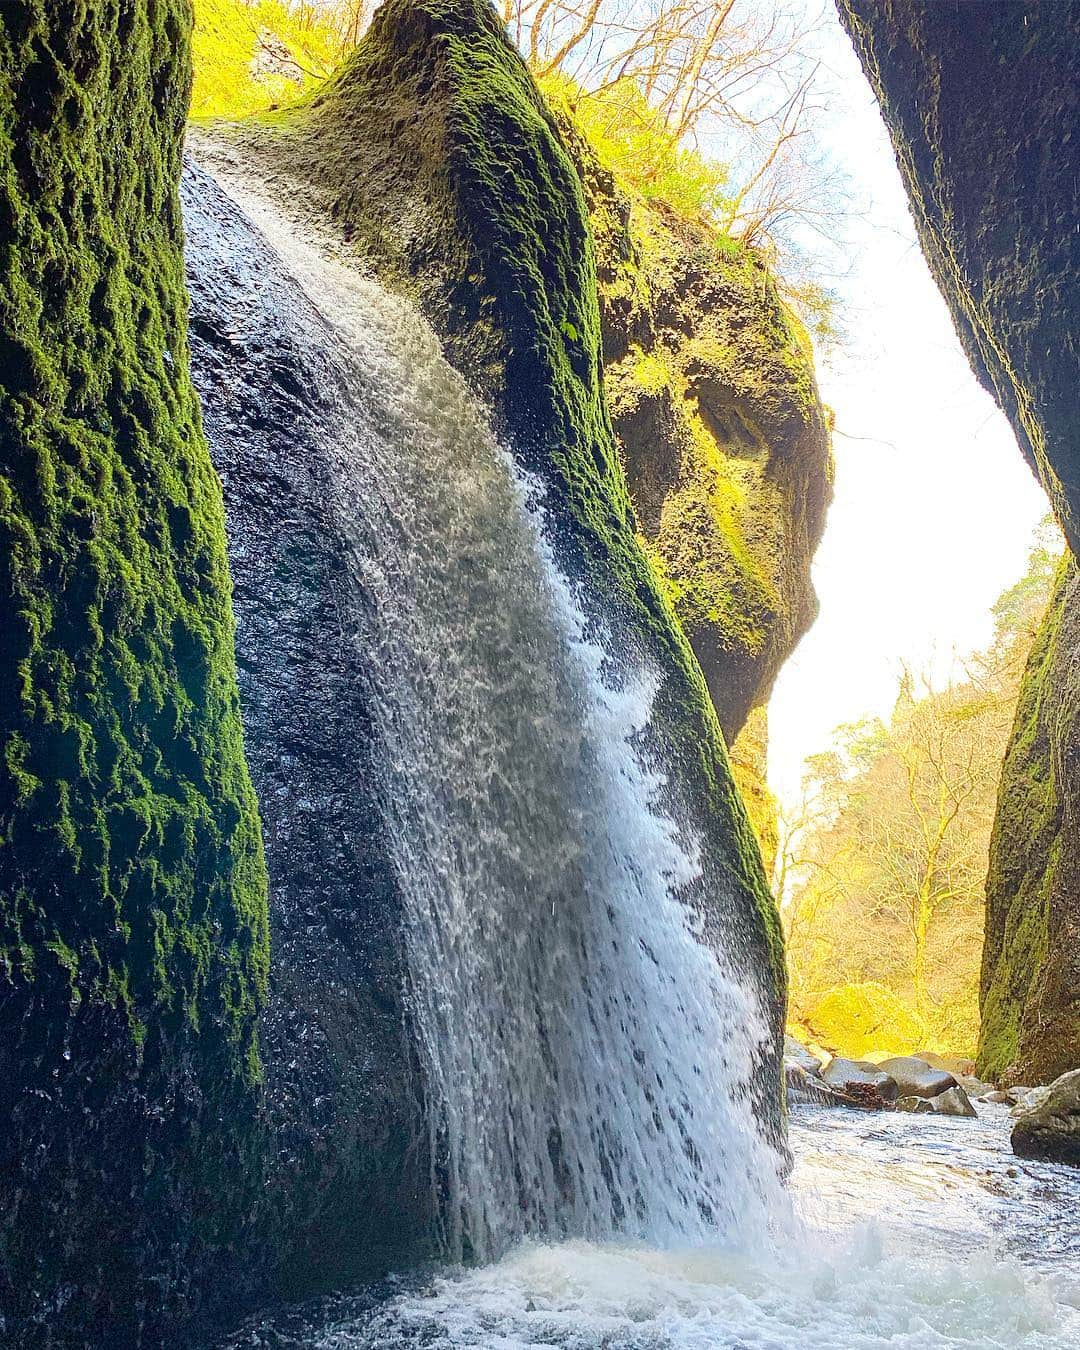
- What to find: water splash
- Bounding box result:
[198,158,788,1264]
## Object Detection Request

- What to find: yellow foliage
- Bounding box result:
[191,0,346,118]
[539,74,734,227]
[803,982,928,1060]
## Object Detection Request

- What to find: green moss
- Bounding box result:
[0,1,268,1336]
[0,0,267,1073]
[978,555,1080,1084]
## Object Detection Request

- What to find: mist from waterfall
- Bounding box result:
[203,166,789,1266]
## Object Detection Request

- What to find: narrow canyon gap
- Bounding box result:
[838,0,1080,1086]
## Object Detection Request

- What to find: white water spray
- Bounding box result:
[197,157,789,1265]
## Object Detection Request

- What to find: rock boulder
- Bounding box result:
[930,1086,977,1118]
[877,1056,957,1099]
[1010,1070,1080,1166]
[821,1058,899,1108]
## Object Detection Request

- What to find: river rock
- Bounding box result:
[821,1058,899,1107]
[897,1095,934,1114]
[1011,1070,1080,1166]
[930,1086,977,1118]
[877,1056,957,1099]
[785,1036,825,1077]
[913,1051,976,1077]
[1009,1086,1051,1117]
[786,1064,836,1106]
[954,1074,994,1100]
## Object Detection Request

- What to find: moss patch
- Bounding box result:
[554,103,833,741]
[978,555,1080,1084]
[0,2,267,1340]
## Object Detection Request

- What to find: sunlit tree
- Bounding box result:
[782,520,1062,1051]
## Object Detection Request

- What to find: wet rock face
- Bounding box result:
[182,163,432,1301]
[198,0,790,1134]
[837,0,1080,1087]
[1011,1070,1080,1167]
[837,0,1080,554]
[979,556,1080,1086]
[565,130,832,742]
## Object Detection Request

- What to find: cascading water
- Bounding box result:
[195,155,1080,1350]
[201,161,789,1267]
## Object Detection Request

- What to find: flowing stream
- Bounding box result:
[221,1105,1079,1348]
[191,156,1080,1350]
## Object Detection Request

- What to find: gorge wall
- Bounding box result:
[837,0,1080,1084]
[564,121,832,744]
[0,5,268,1344]
[198,0,793,1051]
[980,555,1080,1085]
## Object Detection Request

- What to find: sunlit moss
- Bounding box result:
[0,1,268,1335]
[979,555,1080,1084]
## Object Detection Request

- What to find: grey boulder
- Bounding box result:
[1011,1069,1080,1166]
[784,1036,824,1077]
[821,1057,899,1107]
[785,1063,850,1107]
[877,1055,957,1099]
[931,1086,977,1118]
[896,1095,934,1114]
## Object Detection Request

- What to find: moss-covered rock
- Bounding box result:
[561,121,832,740]
[0,4,267,1342]
[729,708,780,878]
[979,556,1080,1085]
[838,0,1080,1086]
[196,0,786,1120]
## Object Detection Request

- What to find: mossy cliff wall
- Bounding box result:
[837,0,1080,1084]
[565,126,832,742]
[202,0,787,1111]
[0,4,267,1343]
[979,556,1080,1085]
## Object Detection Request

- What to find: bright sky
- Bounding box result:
[763,3,1049,810]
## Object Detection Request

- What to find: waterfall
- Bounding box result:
[194,160,788,1267]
